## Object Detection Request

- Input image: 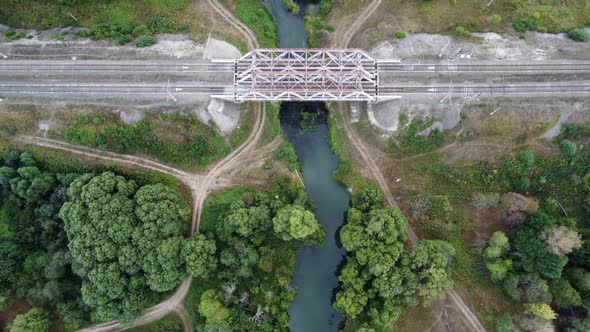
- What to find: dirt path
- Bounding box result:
[335,0,382,48]
[205,0,259,50]
[336,3,486,332]
[74,2,264,331]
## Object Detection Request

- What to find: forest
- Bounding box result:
[184,180,326,331]
[0,150,205,330]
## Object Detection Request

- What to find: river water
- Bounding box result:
[263,0,348,331]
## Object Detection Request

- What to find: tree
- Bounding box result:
[273,205,325,247]
[353,185,383,212]
[199,290,231,325]
[8,308,50,332]
[410,240,455,304]
[60,172,188,321]
[182,235,218,279]
[334,287,368,318]
[549,279,581,309]
[524,303,557,321]
[484,232,512,282]
[539,226,582,257]
[512,214,567,279]
[496,314,513,332]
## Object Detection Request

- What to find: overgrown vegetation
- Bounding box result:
[398,121,590,330]
[234,0,278,47]
[335,186,456,330]
[0,148,198,329]
[274,141,299,171]
[304,0,335,47]
[62,114,231,171]
[388,116,444,156]
[184,179,326,330]
[0,0,188,45]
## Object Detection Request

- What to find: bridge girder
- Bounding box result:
[232,49,380,102]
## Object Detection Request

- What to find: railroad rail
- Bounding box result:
[378,61,590,73]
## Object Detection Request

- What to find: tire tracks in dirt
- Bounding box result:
[336,2,486,331]
[74,1,264,331]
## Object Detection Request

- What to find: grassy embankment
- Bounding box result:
[233,0,279,48]
[328,0,590,47]
[0,0,250,46]
[0,105,254,172]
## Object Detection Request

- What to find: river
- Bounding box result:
[263,1,349,331]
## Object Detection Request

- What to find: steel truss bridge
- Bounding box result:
[0,48,589,103]
[227,48,385,102]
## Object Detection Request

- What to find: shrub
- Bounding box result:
[136,35,157,48]
[496,314,513,332]
[513,17,537,33]
[472,192,500,210]
[454,26,470,37]
[491,14,502,24]
[395,31,406,39]
[567,29,589,42]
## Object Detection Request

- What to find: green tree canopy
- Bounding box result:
[8,308,50,332]
[272,204,325,247]
[182,234,218,279]
[60,172,189,321]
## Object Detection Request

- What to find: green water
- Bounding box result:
[264,1,349,330]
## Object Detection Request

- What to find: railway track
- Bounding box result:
[378,61,590,73]
[0,60,235,73]
[378,83,590,95]
[0,82,229,96]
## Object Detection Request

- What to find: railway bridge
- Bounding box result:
[0,48,589,102]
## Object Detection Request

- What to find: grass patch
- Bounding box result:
[128,314,183,332]
[259,102,281,146]
[199,186,254,232]
[61,113,231,171]
[234,0,278,47]
[0,0,190,45]
[326,104,367,190]
[388,117,444,157]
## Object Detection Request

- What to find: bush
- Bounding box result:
[472,192,500,210]
[136,35,157,47]
[513,17,537,33]
[395,31,406,39]
[454,26,470,37]
[491,14,502,24]
[496,314,513,332]
[567,29,589,42]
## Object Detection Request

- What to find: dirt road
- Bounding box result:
[336,1,486,331]
[75,1,263,331]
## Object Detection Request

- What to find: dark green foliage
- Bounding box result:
[60,172,189,321]
[135,35,156,47]
[567,29,589,42]
[274,141,299,171]
[513,16,537,32]
[496,314,513,332]
[352,185,383,213]
[189,181,322,331]
[512,214,567,279]
[182,235,218,280]
[550,279,581,309]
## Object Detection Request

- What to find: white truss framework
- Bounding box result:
[233,49,379,102]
